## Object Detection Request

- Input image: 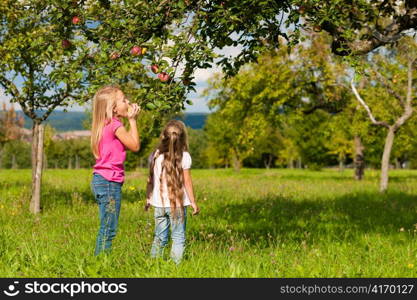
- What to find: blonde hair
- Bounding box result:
[90,85,122,159]
[147,120,189,220]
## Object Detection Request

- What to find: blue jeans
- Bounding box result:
[150,207,187,264]
[91,173,122,256]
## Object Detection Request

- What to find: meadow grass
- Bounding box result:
[1,168,417,277]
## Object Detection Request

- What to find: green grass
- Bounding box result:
[1,168,417,277]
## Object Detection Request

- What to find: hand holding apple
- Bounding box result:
[127,103,140,119]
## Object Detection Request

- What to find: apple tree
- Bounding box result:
[350,36,417,192]
[0,0,214,213]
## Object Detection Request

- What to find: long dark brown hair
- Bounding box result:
[147,120,189,219]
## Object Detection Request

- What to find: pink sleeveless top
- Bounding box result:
[93,117,126,183]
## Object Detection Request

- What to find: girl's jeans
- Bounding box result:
[150,207,187,264]
[91,173,122,256]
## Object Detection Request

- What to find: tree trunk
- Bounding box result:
[31,123,39,187]
[54,161,58,169]
[75,154,80,169]
[380,127,395,193]
[394,158,401,169]
[264,154,273,169]
[11,154,17,169]
[297,157,302,169]
[30,122,44,214]
[354,135,365,180]
[68,156,72,169]
[338,159,344,172]
[288,159,294,169]
[0,148,3,169]
[232,150,241,172]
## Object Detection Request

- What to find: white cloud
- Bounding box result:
[193,66,221,82]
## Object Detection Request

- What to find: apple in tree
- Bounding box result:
[151,65,159,74]
[313,25,321,32]
[110,51,120,60]
[141,47,147,55]
[298,6,305,14]
[130,46,142,56]
[72,16,81,25]
[158,72,170,82]
[62,39,71,49]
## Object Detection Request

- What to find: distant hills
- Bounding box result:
[16,110,209,132]
[19,111,87,132]
[177,113,208,130]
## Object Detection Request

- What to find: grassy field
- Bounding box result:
[1,168,417,277]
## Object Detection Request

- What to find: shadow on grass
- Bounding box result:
[199,191,417,247]
[276,173,417,183]
[32,185,146,210]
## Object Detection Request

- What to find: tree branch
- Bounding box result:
[327,4,417,56]
[393,58,414,132]
[370,66,405,106]
[350,78,390,128]
[0,75,20,99]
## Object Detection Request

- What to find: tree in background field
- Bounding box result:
[0,103,25,168]
[351,37,417,192]
[187,127,209,169]
[204,33,351,171]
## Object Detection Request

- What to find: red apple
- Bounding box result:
[151,64,159,74]
[158,72,170,82]
[298,6,305,14]
[72,16,81,25]
[110,51,120,60]
[62,39,71,49]
[130,46,142,56]
[313,25,321,32]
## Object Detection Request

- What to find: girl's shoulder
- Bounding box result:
[182,151,192,169]
[104,117,123,133]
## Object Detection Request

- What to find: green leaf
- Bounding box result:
[146,102,156,110]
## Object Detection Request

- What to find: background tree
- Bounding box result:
[351,36,417,192]
[0,103,24,168]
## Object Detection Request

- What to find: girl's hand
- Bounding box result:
[128,103,140,120]
[144,199,151,212]
[191,203,200,216]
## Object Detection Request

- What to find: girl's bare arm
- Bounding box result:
[183,169,200,215]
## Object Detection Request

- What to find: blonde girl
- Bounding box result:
[90,85,140,255]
